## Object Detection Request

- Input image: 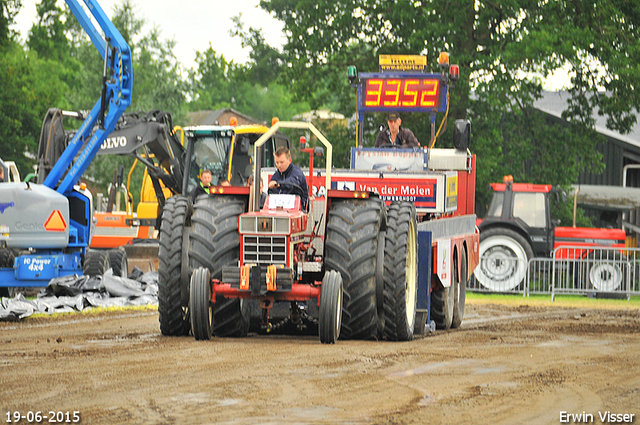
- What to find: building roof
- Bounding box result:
[292,109,346,121]
[534,91,640,149]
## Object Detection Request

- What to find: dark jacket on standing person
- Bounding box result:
[269,162,309,211]
[374,127,420,148]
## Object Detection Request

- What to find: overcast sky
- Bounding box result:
[12,0,286,69]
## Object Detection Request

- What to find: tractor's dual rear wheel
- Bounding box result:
[325,198,386,340]
[319,270,343,344]
[383,201,418,341]
[189,195,250,337]
[190,267,213,341]
[158,196,193,336]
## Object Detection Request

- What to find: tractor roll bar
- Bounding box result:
[252,121,333,212]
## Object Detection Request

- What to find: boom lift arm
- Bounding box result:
[0,0,132,290]
[43,0,132,196]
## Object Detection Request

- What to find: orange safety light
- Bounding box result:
[300,136,307,149]
[438,52,450,68]
[503,175,514,184]
[240,265,251,290]
[230,116,238,126]
[266,265,278,291]
[450,64,460,81]
[271,117,280,126]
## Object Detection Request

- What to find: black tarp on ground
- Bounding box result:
[0,268,158,320]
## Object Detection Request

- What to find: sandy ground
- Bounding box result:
[1,299,639,425]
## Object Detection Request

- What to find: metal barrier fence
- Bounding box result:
[468,246,640,300]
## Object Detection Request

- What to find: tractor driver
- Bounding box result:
[0,167,4,183]
[374,112,420,148]
[268,147,309,211]
[190,169,213,201]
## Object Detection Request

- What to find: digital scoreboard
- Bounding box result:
[358,73,447,114]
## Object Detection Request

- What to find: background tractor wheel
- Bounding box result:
[473,228,533,291]
[319,270,343,344]
[108,248,128,278]
[583,251,627,299]
[383,201,418,341]
[325,198,385,340]
[189,195,250,337]
[83,250,110,277]
[158,195,193,336]
[190,267,213,341]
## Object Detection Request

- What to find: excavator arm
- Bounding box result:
[37,109,185,205]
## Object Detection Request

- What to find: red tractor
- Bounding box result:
[474,177,627,292]
[158,121,421,343]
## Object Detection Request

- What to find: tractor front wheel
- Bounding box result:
[190,267,213,341]
[319,270,343,344]
[189,195,250,337]
[584,251,627,299]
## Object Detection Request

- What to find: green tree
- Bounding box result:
[0,44,70,174]
[132,28,188,117]
[230,15,285,87]
[84,1,188,205]
[187,46,237,111]
[260,0,640,215]
[27,0,68,61]
[0,0,21,47]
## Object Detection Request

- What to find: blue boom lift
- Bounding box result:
[0,0,132,294]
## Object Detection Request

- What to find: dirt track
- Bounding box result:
[1,300,639,425]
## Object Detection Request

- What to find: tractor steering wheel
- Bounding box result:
[269,181,304,194]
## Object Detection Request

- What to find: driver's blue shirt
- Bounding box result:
[269,162,309,211]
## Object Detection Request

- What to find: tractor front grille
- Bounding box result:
[243,235,287,266]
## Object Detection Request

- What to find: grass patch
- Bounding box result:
[466,291,640,310]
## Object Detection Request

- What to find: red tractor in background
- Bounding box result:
[474,176,627,293]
